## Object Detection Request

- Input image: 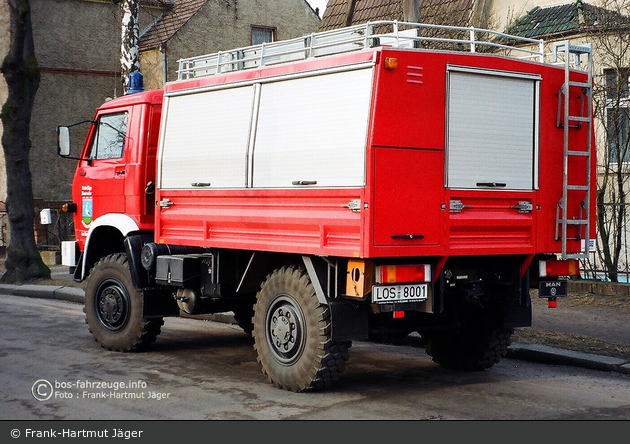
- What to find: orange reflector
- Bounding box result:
[393,311,405,319]
[539,259,580,277]
[376,264,431,283]
[61,203,77,213]
[384,57,398,70]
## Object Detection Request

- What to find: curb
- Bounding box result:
[0,284,85,304]
[2,283,629,375]
[506,343,630,375]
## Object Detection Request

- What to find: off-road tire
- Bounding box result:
[84,253,163,351]
[252,265,350,392]
[424,323,513,371]
[233,303,255,336]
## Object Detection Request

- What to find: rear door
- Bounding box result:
[445,67,540,253]
[373,147,444,246]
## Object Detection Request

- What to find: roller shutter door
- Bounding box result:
[159,86,255,189]
[252,68,373,188]
[446,68,539,190]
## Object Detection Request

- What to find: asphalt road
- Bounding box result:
[2,294,630,420]
[2,264,630,376]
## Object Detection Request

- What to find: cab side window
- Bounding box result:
[88,112,128,160]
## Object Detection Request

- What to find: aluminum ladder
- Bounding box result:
[553,41,593,260]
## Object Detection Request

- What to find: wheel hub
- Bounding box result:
[271,306,298,353]
[96,283,128,331]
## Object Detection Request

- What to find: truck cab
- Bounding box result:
[59,88,163,278]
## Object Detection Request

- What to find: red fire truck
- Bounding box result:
[56,22,595,392]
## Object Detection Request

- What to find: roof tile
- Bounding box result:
[506,0,630,39]
[318,0,475,31]
[139,0,207,50]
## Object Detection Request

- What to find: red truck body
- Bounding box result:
[59,22,596,391]
[154,49,594,259]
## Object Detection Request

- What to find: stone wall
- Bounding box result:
[569,280,630,297]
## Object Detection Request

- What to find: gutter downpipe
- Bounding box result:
[160,44,167,85]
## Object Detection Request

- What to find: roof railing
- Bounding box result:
[176,20,562,80]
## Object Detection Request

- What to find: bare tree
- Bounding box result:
[119,0,140,92]
[583,0,630,281]
[1,0,49,283]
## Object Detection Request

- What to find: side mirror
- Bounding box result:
[57,126,71,157]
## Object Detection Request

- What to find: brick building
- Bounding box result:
[0,0,320,204]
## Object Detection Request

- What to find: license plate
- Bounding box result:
[539,280,567,298]
[372,284,428,303]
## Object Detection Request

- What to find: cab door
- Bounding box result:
[74,110,130,234]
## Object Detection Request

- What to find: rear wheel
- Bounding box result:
[84,253,163,351]
[252,265,350,392]
[233,302,255,336]
[424,320,513,371]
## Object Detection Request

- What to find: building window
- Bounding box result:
[605,68,629,101]
[251,26,276,45]
[607,108,630,164]
[605,68,630,163]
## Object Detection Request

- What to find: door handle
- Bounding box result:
[159,199,174,209]
[391,234,425,240]
[292,180,317,186]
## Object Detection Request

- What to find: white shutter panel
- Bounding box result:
[253,68,373,188]
[447,70,537,190]
[159,86,255,189]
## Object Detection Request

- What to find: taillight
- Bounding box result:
[539,259,580,278]
[376,264,431,283]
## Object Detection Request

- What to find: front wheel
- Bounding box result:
[252,265,350,392]
[84,253,163,351]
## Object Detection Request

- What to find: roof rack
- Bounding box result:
[177,20,557,80]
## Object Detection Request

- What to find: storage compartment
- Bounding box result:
[373,148,444,246]
[446,67,540,191]
[155,254,213,286]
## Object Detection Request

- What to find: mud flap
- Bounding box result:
[124,233,154,288]
[330,300,368,341]
[503,270,532,328]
